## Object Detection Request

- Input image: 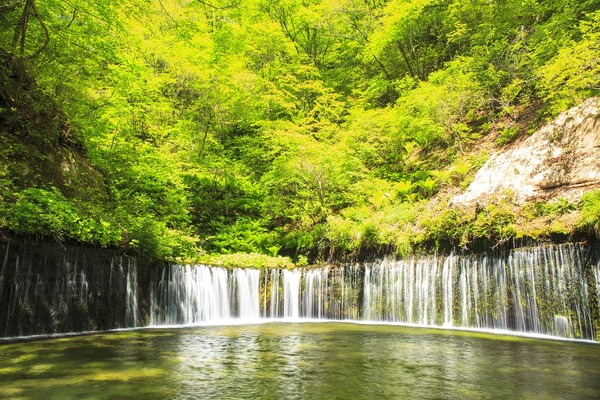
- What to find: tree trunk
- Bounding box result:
[11,0,49,59]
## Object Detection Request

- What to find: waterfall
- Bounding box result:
[124,257,139,327]
[149,265,261,325]
[357,244,598,338]
[235,268,260,320]
[0,241,139,337]
[267,268,281,318]
[2,240,600,340]
[283,269,301,318]
[144,243,600,339]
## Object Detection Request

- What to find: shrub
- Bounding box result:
[205,218,279,255]
[325,216,358,252]
[5,187,121,246]
[496,125,520,145]
[579,190,600,238]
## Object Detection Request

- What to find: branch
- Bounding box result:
[65,7,77,28]
[157,0,178,25]
[27,0,50,59]
[57,0,118,26]
[11,0,50,59]
[197,0,240,10]
[11,0,30,54]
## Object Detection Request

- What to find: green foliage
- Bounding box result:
[579,190,600,238]
[206,218,279,255]
[4,188,120,247]
[420,207,469,247]
[325,215,360,252]
[536,10,600,115]
[531,198,578,217]
[496,125,520,146]
[0,0,597,263]
[196,252,294,269]
[369,0,453,82]
[126,215,198,260]
[469,203,517,242]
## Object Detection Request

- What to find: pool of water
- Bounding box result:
[1,322,599,399]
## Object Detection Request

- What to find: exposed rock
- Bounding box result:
[453,98,600,205]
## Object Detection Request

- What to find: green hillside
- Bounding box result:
[1,0,599,263]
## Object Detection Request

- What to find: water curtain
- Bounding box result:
[1,241,599,339]
[150,243,600,340]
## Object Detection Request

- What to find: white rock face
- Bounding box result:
[453,97,600,205]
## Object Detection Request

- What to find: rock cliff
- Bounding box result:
[454,98,600,205]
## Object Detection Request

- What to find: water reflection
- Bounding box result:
[1,323,599,399]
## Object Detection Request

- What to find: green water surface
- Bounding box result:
[1,322,599,399]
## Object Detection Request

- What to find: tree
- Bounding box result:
[536,10,600,114]
[369,0,452,81]
[9,0,49,58]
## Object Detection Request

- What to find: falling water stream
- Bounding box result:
[149,243,600,340]
[0,241,139,338]
[1,241,599,340]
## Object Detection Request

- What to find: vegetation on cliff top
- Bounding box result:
[0,0,599,262]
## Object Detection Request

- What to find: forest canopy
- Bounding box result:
[0,0,599,263]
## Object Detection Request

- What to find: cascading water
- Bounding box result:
[267,268,281,318]
[2,240,600,340]
[147,243,600,340]
[358,244,598,338]
[149,265,261,324]
[283,269,301,318]
[0,241,138,337]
